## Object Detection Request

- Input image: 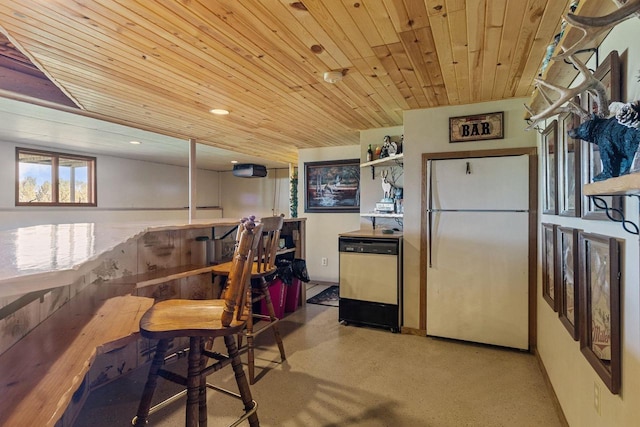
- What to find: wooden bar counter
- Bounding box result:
[0,219,241,427]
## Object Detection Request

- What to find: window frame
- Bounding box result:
[15,147,97,207]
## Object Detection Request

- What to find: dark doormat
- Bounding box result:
[306,285,339,307]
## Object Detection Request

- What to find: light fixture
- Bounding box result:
[210,108,230,115]
[323,71,343,84]
[230,160,238,164]
[129,140,141,145]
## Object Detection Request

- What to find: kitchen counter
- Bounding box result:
[0,218,240,298]
[339,229,403,239]
[0,218,241,426]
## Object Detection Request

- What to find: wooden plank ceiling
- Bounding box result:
[0,0,571,165]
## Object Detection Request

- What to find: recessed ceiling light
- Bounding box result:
[230,160,238,164]
[129,140,141,145]
[210,109,230,115]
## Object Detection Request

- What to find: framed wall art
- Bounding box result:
[558,110,581,217]
[556,226,579,340]
[542,120,558,215]
[449,111,503,143]
[581,50,624,220]
[578,231,621,394]
[542,223,558,311]
[304,159,360,213]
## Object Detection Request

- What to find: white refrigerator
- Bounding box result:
[426,154,530,350]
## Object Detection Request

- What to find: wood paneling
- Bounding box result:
[0,1,571,164]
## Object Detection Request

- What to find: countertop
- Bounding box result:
[339,229,403,239]
[0,218,241,298]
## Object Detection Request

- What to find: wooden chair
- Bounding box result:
[211,215,286,384]
[133,218,260,427]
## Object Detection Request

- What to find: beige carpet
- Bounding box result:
[75,301,562,427]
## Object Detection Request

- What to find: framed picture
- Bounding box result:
[542,120,558,215]
[556,226,579,340]
[449,111,504,142]
[304,159,360,213]
[578,232,621,394]
[581,50,624,220]
[558,109,581,217]
[542,223,557,311]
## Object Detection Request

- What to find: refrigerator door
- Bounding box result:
[426,210,529,349]
[431,155,529,210]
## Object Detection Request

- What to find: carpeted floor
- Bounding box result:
[74,296,563,427]
[306,284,339,307]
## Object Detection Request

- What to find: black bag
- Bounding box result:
[291,258,310,283]
[275,258,310,285]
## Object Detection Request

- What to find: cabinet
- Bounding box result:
[360,153,404,229]
[280,218,306,260]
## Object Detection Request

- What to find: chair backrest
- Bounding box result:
[222,218,261,327]
[255,215,285,274]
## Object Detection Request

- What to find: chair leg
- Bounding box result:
[259,278,286,361]
[186,337,203,427]
[224,334,260,427]
[199,337,208,426]
[246,296,256,384]
[134,339,170,426]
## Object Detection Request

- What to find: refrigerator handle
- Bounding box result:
[428,210,433,268]
[427,160,433,268]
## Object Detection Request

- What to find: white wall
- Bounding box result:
[403,98,536,328]
[0,141,223,229]
[0,138,293,230]
[298,145,361,282]
[218,167,291,220]
[536,18,640,427]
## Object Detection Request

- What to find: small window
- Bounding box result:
[16,148,96,206]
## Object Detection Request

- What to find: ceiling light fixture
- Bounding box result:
[129,140,141,145]
[323,71,343,84]
[210,108,230,115]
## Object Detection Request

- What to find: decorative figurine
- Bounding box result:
[380,139,390,158]
[380,170,392,200]
[568,113,640,181]
[375,170,395,212]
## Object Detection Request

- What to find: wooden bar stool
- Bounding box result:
[211,215,286,384]
[133,218,260,427]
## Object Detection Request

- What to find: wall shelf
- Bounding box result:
[526,0,619,116]
[360,153,404,168]
[583,173,640,196]
[583,173,640,235]
[360,212,403,230]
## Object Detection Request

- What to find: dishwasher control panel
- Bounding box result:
[339,238,398,255]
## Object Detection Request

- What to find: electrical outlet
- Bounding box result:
[321,257,328,266]
[594,382,601,415]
